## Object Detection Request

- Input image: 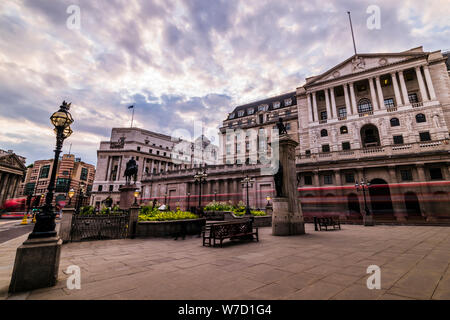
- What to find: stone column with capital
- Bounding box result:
[325,88,332,120]
[349,83,358,115]
[388,166,406,222]
[398,71,410,106]
[368,78,379,110]
[343,84,352,115]
[312,92,319,122]
[272,134,305,236]
[391,72,403,107]
[423,65,437,101]
[415,66,429,102]
[375,76,385,109]
[330,87,337,119]
[307,93,314,123]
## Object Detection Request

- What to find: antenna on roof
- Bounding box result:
[347,11,358,56]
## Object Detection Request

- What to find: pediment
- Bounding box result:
[0,154,26,171]
[306,52,427,86]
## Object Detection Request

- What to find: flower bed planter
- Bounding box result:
[136,218,206,237]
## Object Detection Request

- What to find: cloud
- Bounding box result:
[0,0,448,165]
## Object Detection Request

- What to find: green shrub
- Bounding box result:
[204,201,233,212]
[138,209,199,222]
[233,210,267,217]
[79,206,94,215]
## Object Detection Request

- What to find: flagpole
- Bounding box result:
[130,107,134,128]
[347,11,357,56]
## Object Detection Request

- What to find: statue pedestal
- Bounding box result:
[363,215,375,226]
[119,184,137,210]
[9,237,62,293]
[271,134,305,236]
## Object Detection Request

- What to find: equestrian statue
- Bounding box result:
[124,157,138,185]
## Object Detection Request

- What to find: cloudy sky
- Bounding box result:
[0,0,449,166]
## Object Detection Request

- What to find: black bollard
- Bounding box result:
[313,216,318,231]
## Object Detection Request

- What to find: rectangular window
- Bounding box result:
[429,168,443,180]
[137,147,141,151]
[247,108,254,115]
[305,150,311,156]
[384,98,395,108]
[381,76,391,87]
[80,167,88,181]
[238,110,245,117]
[322,144,330,153]
[226,145,231,155]
[55,178,70,192]
[320,111,327,120]
[419,132,431,142]
[400,169,413,181]
[342,142,351,150]
[98,185,103,192]
[39,165,50,178]
[273,101,280,109]
[393,135,404,145]
[25,182,35,195]
[324,174,333,185]
[109,185,113,192]
[285,123,291,131]
[229,113,235,119]
[304,176,313,185]
[284,98,292,106]
[408,93,418,103]
[345,173,355,183]
[338,107,347,119]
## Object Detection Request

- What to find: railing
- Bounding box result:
[319,119,327,124]
[358,111,374,117]
[386,107,397,112]
[338,116,347,121]
[412,102,424,108]
[297,139,450,164]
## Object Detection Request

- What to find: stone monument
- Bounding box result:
[271,119,305,236]
[119,157,139,210]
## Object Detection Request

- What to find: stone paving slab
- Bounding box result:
[0,224,449,300]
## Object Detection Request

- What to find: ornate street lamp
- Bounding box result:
[214,190,217,202]
[134,189,140,205]
[68,188,75,206]
[194,170,207,212]
[266,196,271,206]
[186,192,191,211]
[29,101,73,239]
[76,182,86,213]
[355,179,374,226]
[242,175,254,216]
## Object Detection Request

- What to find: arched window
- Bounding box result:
[415,113,426,123]
[390,118,400,127]
[340,126,348,134]
[357,98,373,114]
[320,129,328,137]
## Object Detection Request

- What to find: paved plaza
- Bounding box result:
[1,224,449,300]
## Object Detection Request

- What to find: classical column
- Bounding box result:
[415,66,429,102]
[312,91,319,122]
[223,179,229,202]
[375,76,385,109]
[349,82,358,115]
[307,93,314,123]
[330,87,337,119]
[343,84,351,115]
[368,78,379,110]
[391,72,403,107]
[423,65,437,101]
[398,71,410,106]
[324,89,332,120]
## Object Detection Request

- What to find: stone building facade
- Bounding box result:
[19,154,95,208]
[0,149,26,205]
[90,127,219,207]
[295,47,450,221]
[111,47,450,222]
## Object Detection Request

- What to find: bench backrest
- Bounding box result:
[211,220,252,238]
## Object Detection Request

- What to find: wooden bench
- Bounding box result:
[202,220,258,247]
[317,216,341,231]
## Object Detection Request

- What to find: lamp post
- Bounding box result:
[133,189,140,205]
[186,192,191,211]
[242,175,254,216]
[76,182,86,213]
[266,196,271,207]
[355,179,374,226]
[29,101,73,239]
[194,169,207,213]
[68,188,75,206]
[214,190,217,202]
